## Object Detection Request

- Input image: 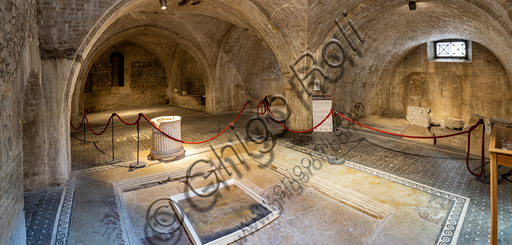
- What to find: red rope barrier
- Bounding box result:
[333,111,485,177]
[142,101,250,144]
[465,125,485,177]
[74,99,486,177]
[84,110,113,135]
[335,111,481,139]
[263,101,333,134]
[70,116,84,130]
[257,100,266,115]
[116,114,139,125]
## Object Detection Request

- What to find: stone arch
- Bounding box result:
[314,0,512,117]
[214,26,284,112]
[388,41,512,124]
[78,41,170,113]
[71,25,213,117]
[64,0,293,118]
[15,39,58,191]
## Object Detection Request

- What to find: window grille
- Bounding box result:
[435,41,467,58]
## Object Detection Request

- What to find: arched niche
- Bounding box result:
[214,26,284,112]
[168,45,207,111]
[387,41,512,124]
[80,41,168,113]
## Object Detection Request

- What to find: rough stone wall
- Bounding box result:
[36,0,512,130]
[40,57,73,190]
[508,0,512,20]
[23,1,512,213]
[215,27,284,112]
[130,62,167,108]
[23,71,48,192]
[167,46,207,110]
[82,42,167,112]
[0,0,39,244]
[179,52,205,96]
[388,42,512,125]
[38,0,118,53]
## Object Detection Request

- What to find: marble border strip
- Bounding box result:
[52,174,77,245]
[71,140,238,176]
[73,164,120,175]
[50,186,67,245]
[277,141,470,245]
[113,183,138,245]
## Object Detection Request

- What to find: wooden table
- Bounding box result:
[489,126,512,245]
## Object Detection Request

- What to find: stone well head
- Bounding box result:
[149,116,184,160]
[150,116,182,128]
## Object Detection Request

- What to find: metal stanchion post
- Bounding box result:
[79,110,91,145]
[328,110,345,165]
[80,109,99,145]
[131,113,146,168]
[106,113,121,164]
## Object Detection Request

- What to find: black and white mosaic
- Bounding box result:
[24,187,65,245]
[52,180,76,245]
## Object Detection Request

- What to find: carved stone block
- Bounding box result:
[406,106,431,128]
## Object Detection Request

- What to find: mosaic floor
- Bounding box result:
[23,187,65,245]
[25,104,512,244]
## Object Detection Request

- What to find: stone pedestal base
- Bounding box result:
[149,116,185,160]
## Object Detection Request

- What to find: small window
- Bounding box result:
[110,52,124,86]
[435,40,467,58]
[428,39,471,62]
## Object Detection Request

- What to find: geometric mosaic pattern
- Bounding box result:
[52,185,75,245]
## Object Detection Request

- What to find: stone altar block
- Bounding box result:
[149,116,185,160]
[403,106,434,145]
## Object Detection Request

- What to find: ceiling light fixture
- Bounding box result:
[409,1,417,11]
[160,0,167,9]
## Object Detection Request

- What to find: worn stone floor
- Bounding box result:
[25,104,512,244]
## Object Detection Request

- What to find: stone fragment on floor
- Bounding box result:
[444,118,464,130]
[406,106,431,128]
